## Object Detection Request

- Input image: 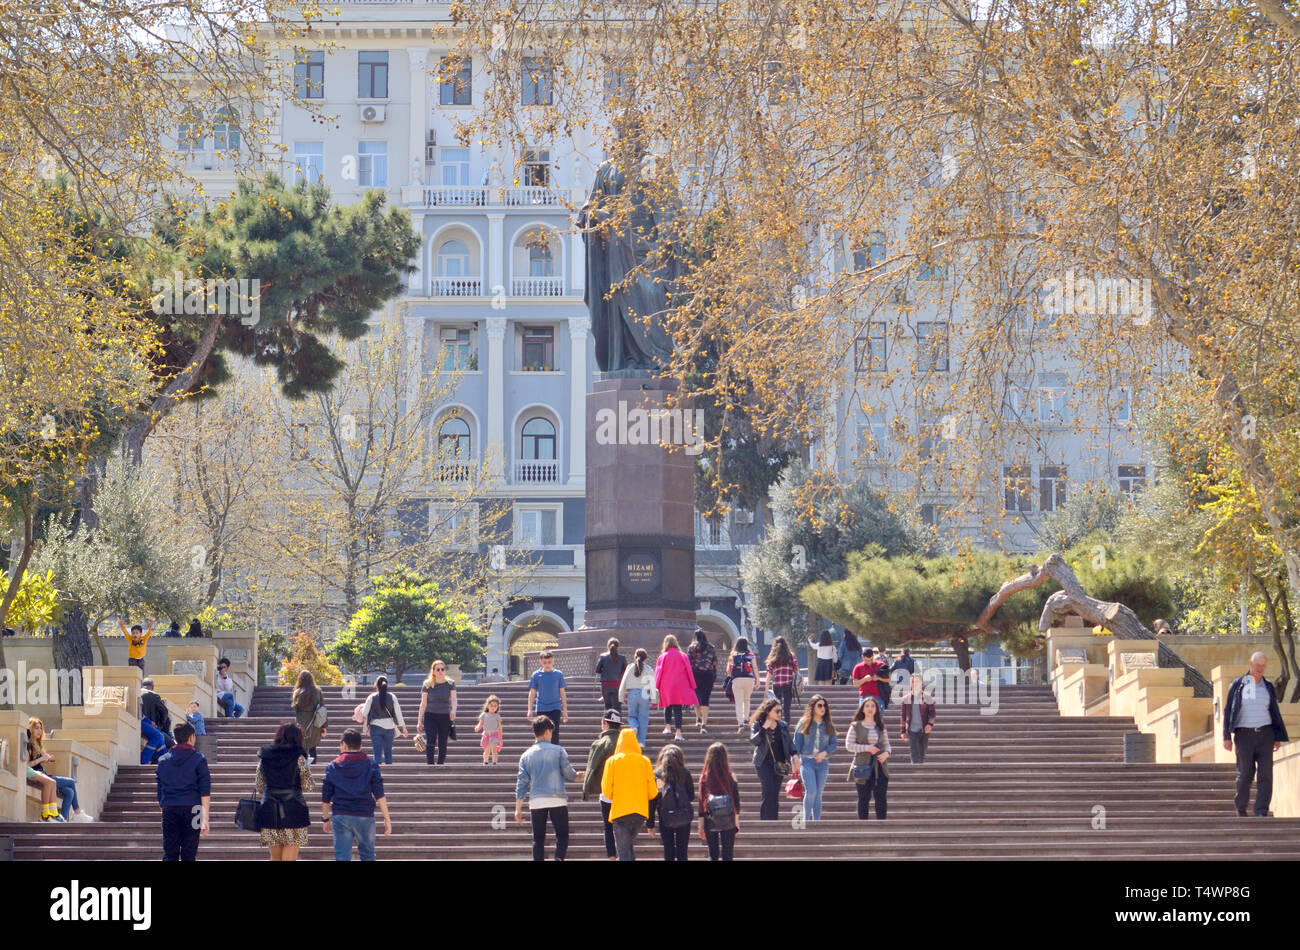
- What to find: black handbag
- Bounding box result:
[765,729,792,778]
[234,797,260,831]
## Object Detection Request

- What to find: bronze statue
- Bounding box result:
[578,119,679,373]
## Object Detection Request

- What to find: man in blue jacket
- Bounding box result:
[1222,652,1291,817]
[321,728,391,861]
[155,722,211,860]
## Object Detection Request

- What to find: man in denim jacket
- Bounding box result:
[515,715,585,860]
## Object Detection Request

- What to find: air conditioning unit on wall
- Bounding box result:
[359,104,386,123]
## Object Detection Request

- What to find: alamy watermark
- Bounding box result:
[593,399,705,456]
[1041,271,1154,324]
[151,272,261,326]
[0,665,106,714]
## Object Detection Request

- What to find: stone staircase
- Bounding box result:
[3,682,1297,859]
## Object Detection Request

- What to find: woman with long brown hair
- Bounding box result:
[653,743,694,861]
[792,695,837,822]
[291,670,326,764]
[763,636,800,723]
[697,741,741,861]
[748,696,793,821]
[255,722,315,860]
[845,696,891,820]
[26,718,91,822]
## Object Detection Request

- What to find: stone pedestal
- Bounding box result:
[560,373,697,654]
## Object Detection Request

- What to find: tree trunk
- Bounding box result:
[950,634,972,672]
[52,603,96,674]
[973,553,1213,698]
[1276,580,1300,703]
[123,311,224,464]
[1252,573,1290,702]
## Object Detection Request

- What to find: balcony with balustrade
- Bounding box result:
[512,459,560,484]
[404,184,572,209]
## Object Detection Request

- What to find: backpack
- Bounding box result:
[691,644,716,674]
[659,780,693,829]
[731,653,753,678]
[706,792,737,832]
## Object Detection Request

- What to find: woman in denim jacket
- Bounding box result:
[791,694,838,822]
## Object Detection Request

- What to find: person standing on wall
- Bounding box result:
[118,617,153,671]
[527,651,569,748]
[688,628,718,735]
[417,660,457,766]
[595,638,628,716]
[899,674,936,764]
[1223,652,1290,817]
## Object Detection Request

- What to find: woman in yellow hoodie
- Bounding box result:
[599,728,660,861]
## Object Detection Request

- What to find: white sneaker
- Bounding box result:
[662,726,673,735]
[674,731,685,742]
[72,812,94,823]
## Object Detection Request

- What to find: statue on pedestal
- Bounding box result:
[578,114,681,373]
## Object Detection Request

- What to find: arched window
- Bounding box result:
[520,417,556,460]
[438,416,471,458]
[528,240,554,277]
[438,239,470,277]
[178,111,204,151]
[213,107,240,152]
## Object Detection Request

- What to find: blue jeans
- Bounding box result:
[217,692,244,718]
[370,725,395,765]
[800,757,830,822]
[54,776,79,820]
[331,813,377,861]
[626,689,650,746]
[141,718,167,765]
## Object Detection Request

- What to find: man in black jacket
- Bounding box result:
[595,639,627,716]
[1222,652,1291,817]
[141,677,175,752]
[155,722,211,860]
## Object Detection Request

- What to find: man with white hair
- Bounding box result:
[1222,652,1289,817]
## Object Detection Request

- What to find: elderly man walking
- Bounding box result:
[1222,652,1290,817]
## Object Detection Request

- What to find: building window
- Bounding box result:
[516,506,559,547]
[522,147,551,188]
[916,321,949,372]
[1036,373,1069,425]
[178,111,204,152]
[439,55,471,105]
[851,231,886,272]
[358,51,389,99]
[1116,387,1132,424]
[294,50,324,99]
[521,417,557,460]
[440,147,470,186]
[1040,465,1067,512]
[439,328,473,371]
[695,511,729,548]
[857,420,888,457]
[213,107,240,152]
[437,415,471,456]
[437,240,470,278]
[853,322,886,373]
[918,416,948,459]
[603,61,633,105]
[431,502,478,548]
[522,326,554,371]
[1004,463,1032,513]
[522,57,554,105]
[1118,464,1147,496]
[917,259,946,281]
[358,141,387,187]
[293,142,324,183]
[920,503,946,526]
[528,240,554,277]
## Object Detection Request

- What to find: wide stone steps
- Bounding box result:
[5,683,1297,860]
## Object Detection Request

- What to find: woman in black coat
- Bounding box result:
[749,697,794,821]
[255,723,315,861]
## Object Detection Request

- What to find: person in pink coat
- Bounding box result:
[655,635,698,743]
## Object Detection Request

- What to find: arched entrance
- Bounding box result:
[696,613,738,655]
[506,611,567,677]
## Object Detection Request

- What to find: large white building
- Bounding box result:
[180,3,1155,673]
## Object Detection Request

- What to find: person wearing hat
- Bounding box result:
[583,708,623,860]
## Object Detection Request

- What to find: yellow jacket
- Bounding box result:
[600,728,659,822]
